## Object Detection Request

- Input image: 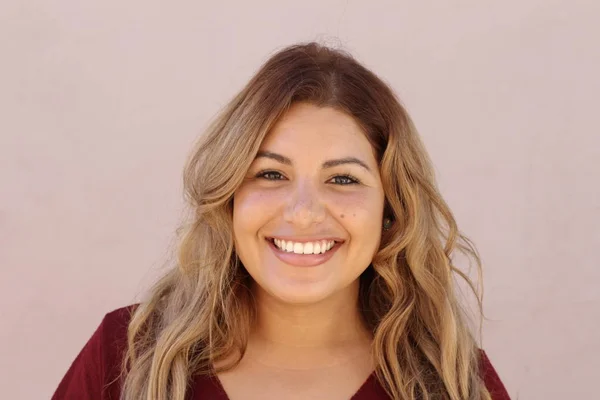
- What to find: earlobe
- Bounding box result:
[383,217,393,230]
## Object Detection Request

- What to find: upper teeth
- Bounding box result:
[273,239,335,254]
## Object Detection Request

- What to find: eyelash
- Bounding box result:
[255,170,361,185]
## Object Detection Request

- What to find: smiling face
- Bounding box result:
[233,102,385,305]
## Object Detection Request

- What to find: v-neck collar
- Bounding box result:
[193,370,388,399]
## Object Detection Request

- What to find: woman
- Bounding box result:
[52,42,510,400]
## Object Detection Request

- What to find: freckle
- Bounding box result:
[353,213,356,217]
[340,214,345,219]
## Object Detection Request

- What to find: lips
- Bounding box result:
[268,237,337,255]
[265,237,343,267]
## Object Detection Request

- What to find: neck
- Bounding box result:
[245,280,373,369]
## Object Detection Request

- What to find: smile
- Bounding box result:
[271,238,336,254]
[266,237,344,267]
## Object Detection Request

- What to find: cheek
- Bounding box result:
[329,191,384,231]
[233,186,283,234]
[234,186,285,213]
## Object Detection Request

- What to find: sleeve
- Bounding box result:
[480,350,511,400]
[51,306,133,400]
[51,317,107,400]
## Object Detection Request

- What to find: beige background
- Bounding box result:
[1,1,599,399]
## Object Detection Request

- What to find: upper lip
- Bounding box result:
[266,236,344,243]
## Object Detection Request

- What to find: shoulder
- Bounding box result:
[97,304,139,373]
[478,349,511,400]
[52,304,139,400]
[99,304,139,346]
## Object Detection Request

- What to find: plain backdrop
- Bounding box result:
[1,1,599,399]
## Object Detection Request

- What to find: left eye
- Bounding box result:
[330,175,359,185]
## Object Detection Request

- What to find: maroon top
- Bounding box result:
[52,306,511,399]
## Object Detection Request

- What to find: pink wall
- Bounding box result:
[1,1,598,398]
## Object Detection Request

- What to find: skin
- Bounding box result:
[224,102,386,399]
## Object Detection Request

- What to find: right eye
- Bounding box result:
[255,170,286,180]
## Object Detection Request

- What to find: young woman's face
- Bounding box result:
[233,102,385,304]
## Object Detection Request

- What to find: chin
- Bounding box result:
[258,278,340,305]
[255,272,362,307]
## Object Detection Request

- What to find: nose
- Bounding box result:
[283,179,326,228]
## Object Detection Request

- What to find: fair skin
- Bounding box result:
[222,103,386,399]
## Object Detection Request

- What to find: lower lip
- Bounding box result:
[266,239,343,267]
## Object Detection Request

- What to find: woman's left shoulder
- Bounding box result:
[478,349,511,400]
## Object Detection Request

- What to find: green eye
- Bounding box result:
[330,175,360,185]
[256,170,285,180]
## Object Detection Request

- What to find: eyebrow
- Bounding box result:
[255,151,372,173]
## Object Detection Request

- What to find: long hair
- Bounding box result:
[120,42,491,400]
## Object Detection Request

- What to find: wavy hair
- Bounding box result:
[120,42,491,400]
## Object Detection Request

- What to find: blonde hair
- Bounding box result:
[121,42,491,400]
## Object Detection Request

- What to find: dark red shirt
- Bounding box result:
[52,306,511,399]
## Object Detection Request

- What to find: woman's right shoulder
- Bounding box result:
[93,303,140,358]
[101,303,139,337]
[51,304,140,400]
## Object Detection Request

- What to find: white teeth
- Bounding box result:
[293,243,303,254]
[303,242,313,254]
[272,239,336,255]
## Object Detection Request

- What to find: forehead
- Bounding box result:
[260,103,375,158]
